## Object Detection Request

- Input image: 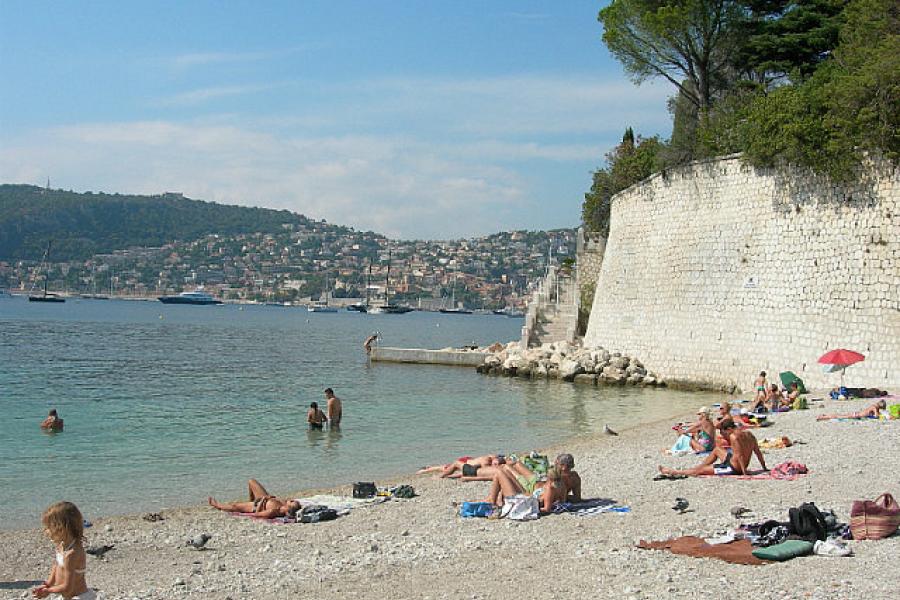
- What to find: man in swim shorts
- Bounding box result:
[325,388,342,429]
[658,418,768,477]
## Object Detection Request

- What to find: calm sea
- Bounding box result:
[0,296,717,529]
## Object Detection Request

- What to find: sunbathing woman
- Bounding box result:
[677,407,716,453]
[208,479,301,519]
[816,399,886,421]
[485,463,567,513]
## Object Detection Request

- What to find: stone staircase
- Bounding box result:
[521,266,578,348]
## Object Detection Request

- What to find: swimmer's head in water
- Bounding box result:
[48,409,58,417]
[324,388,334,397]
[310,402,318,409]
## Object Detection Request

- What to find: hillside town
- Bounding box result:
[0,224,576,310]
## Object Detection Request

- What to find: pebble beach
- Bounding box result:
[2,395,898,600]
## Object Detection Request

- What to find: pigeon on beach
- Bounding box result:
[186,533,212,550]
[86,544,115,558]
[603,424,619,436]
[672,498,690,514]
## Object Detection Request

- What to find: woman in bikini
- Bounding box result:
[816,399,886,421]
[484,460,567,513]
[208,479,301,519]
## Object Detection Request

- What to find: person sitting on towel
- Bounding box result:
[484,463,568,513]
[208,479,301,519]
[816,399,886,421]
[658,418,768,477]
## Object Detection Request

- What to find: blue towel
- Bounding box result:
[670,434,692,454]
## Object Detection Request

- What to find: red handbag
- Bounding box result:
[850,493,900,540]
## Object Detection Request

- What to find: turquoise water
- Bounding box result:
[0,296,715,529]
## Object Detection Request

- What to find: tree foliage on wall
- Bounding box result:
[585,0,899,228]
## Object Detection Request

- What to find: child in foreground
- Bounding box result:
[33,501,96,599]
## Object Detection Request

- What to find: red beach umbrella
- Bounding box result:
[818,348,865,388]
[817,349,865,366]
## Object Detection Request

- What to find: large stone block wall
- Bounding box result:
[583,155,900,392]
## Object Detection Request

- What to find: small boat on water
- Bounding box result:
[158,290,223,305]
[439,307,472,315]
[307,300,338,313]
[346,302,367,312]
[29,241,66,303]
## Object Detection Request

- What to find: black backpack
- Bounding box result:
[788,502,827,542]
[353,482,377,498]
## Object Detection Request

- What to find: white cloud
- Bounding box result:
[0,73,673,238]
[156,83,291,107]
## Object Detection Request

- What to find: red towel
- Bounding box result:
[638,536,769,565]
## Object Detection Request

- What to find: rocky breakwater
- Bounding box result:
[475,341,665,387]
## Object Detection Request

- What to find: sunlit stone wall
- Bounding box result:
[583,155,900,392]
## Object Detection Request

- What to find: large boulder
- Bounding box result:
[609,356,630,370]
[558,359,584,381]
[573,374,597,385]
[533,362,549,378]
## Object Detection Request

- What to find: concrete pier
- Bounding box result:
[370,346,486,367]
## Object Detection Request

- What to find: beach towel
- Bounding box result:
[669,434,693,455]
[551,498,631,516]
[637,536,769,565]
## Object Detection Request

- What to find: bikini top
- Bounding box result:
[56,541,87,574]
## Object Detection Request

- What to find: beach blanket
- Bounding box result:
[638,536,769,565]
[552,498,631,516]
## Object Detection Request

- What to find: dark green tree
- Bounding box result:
[599,0,746,112]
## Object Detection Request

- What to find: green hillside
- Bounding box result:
[0,185,317,261]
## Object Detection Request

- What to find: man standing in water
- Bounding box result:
[325,388,342,429]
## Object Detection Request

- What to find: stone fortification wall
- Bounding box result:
[584,155,900,392]
[576,229,607,291]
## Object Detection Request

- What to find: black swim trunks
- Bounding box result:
[309,422,324,430]
[462,464,478,477]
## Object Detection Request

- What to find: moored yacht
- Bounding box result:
[158,290,222,305]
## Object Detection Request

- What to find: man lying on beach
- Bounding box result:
[208,479,301,519]
[417,454,498,478]
[658,418,768,477]
[816,399,886,421]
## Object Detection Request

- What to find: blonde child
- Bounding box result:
[33,501,96,600]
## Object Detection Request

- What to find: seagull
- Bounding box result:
[86,544,115,558]
[672,498,690,514]
[186,533,212,550]
[603,424,619,436]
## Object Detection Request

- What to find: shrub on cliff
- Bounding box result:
[583,132,662,235]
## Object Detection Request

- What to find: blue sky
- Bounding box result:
[0,1,672,239]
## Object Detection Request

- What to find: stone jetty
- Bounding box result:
[476,340,665,387]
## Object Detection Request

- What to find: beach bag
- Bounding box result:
[299,507,338,523]
[522,454,550,475]
[850,493,900,540]
[459,501,495,518]
[889,405,900,420]
[752,540,814,561]
[499,494,540,521]
[352,482,377,499]
[392,485,416,499]
[788,503,827,542]
[792,396,808,410]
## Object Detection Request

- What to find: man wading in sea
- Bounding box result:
[325,388,342,429]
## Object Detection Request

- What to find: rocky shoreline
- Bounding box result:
[2,394,898,599]
[477,341,666,387]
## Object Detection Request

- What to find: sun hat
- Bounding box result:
[697,406,711,417]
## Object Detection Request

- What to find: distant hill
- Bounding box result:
[0,185,319,261]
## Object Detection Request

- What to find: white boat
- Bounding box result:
[307,301,338,313]
[308,275,338,312]
[158,289,222,305]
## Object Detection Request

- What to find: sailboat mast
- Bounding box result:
[43,241,52,297]
[385,250,391,306]
[365,262,371,307]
